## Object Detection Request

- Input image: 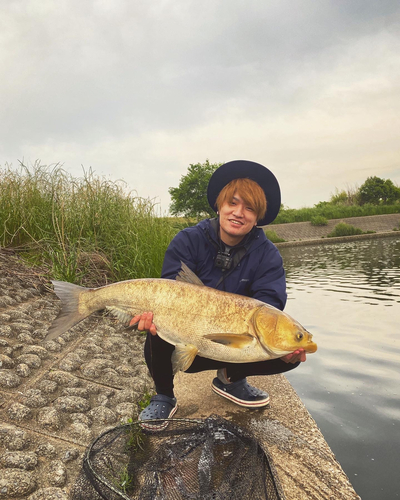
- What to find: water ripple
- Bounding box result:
[282,236,400,500]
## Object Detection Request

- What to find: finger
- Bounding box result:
[144,312,154,330]
[129,316,141,328]
[292,351,307,364]
[281,353,293,363]
[149,324,157,336]
[299,351,307,362]
[138,312,148,331]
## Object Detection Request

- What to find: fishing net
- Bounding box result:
[77,415,285,500]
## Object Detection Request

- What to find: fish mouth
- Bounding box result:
[305,342,318,353]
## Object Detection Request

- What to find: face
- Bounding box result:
[218,193,258,246]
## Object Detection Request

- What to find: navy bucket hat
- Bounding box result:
[207,160,281,226]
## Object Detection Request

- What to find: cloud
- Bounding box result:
[1,0,399,210]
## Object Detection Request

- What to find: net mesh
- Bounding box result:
[79,415,285,500]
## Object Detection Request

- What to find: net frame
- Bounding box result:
[81,416,286,500]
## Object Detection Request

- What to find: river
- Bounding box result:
[281,236,400,500]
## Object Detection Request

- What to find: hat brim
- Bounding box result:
[207,160,281,226]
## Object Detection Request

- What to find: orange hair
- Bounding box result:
[215,178,267,222]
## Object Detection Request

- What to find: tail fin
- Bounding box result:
[46,281,92,341]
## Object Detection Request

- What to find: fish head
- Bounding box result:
[253,306,317,357]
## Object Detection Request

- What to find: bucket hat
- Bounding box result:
[207,160,281,226]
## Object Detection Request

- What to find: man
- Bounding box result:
[133,160,306,428]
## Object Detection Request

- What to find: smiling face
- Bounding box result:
[218,193,258,245]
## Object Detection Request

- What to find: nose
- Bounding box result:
[232,204,244,217]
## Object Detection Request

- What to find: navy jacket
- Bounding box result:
[161,219,287,311]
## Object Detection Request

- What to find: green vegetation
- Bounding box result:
[169,160,222,219]
[264,230,285,243]
[327,222,374,238]
[118,465,134,494]
[137,390,155,412]
[310,215,328,226]
[0,162,178,285]
[273,176,399,223]
[274,202,400,224]
[359,176,400,205]
[1,163,398,283]
[167,163,400,223]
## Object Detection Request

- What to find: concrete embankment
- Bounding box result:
[3,214,393,498]
[271,212,399,245]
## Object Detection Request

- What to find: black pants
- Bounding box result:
[144,333,300,398]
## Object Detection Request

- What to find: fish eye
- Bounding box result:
[296,332,304,340]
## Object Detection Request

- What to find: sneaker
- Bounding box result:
[139,394,178,431]
[211,377,270,408]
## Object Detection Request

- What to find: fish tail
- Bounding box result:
[46,281,93,340]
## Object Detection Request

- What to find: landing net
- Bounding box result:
[80,415,285,500]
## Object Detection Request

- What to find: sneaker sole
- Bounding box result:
[138,404,178,432]
[211,384,270,408]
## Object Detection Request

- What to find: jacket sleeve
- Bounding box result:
[161,229,199,279]
[249,245,287,311]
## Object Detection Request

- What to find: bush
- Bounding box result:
[327,222,374,238]
[264,230,285,243]
[310,216,328,226]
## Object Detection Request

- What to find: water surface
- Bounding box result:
[281,236,400,500]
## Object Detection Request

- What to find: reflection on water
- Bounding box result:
[281,236,400,500]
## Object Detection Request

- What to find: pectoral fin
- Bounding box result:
[106,307,133,325]
[171,343,199,374]
[203,333,255,348]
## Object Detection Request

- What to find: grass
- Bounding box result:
[0,162,179,285]
[273,202,400,224]
[264,229,285,243]
[327,222,375,238]
[310,215,328,226]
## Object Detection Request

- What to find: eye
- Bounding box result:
[296,332,304,340]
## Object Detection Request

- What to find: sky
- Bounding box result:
[1,0,400,213]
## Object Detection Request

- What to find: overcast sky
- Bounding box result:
[1,0,399,212]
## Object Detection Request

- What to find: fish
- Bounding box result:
[46,263,317,373]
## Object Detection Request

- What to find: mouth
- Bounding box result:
[229,219,244,226]
[306,341,318,353]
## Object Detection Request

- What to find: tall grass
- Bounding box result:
[0,162,178,284]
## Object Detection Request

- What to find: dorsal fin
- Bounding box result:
[176,261,205,286]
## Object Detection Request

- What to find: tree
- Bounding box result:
[169,160,222,219]
[359,176,400,205]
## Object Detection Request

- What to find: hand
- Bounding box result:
[281,348,307,364]
[129,312,157,336]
